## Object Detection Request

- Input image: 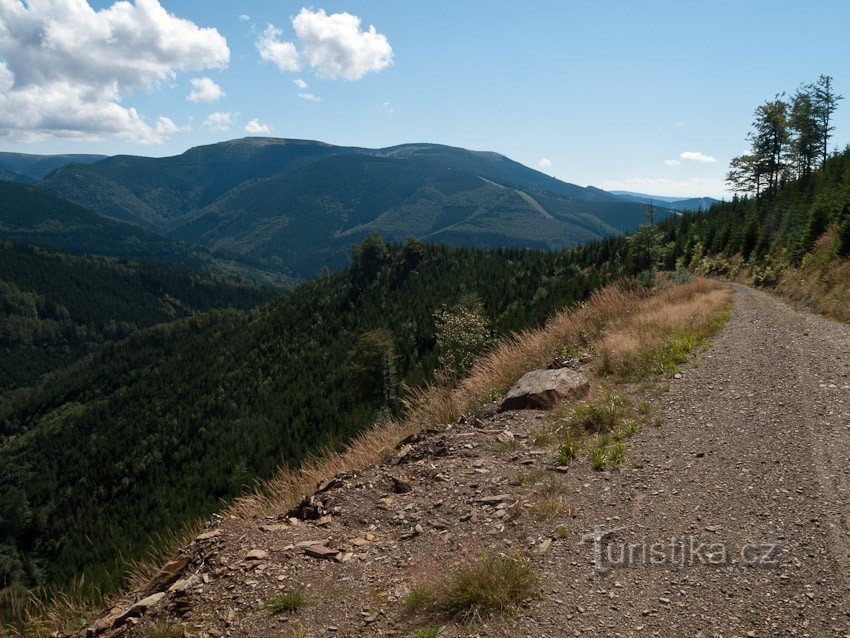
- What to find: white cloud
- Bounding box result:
[238,14,250,22]
[203,111,233,131]
[537,158,552,170]
[298,92,321,102]
[257,25,299,71]
[0,0,229,143]
[674,120,688,127]
[188,77,225,103]
[381,101,394,114]
[663,159,681,166]
[257,8,393,81]
[244,118,272,134]
[679,151,716,164]
[293,78,309,89]
[154,116,188,135]
[603,177,726,198]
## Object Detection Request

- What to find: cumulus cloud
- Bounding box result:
[188,77,225,103]
[679,151,716,164]
[257,8,392,80]
[298,92,321,102]
[203,111,233,131]
[0,0,230,143]
[244,118,272,134]
[154,116,189,135]
[293,78,308,89]
[381,101,394,114]
[257,25,299,71]
[663,159,681,166]
[238,14,250,22]
[537,158,552,170]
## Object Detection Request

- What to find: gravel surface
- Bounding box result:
[108,284,850,638]
[535,283,850,637]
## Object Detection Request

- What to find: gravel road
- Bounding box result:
[545,284,850,636]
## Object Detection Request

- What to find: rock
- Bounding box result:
[389,475,412,494]
[259,523,289,532]
[538,538,552,554]
[500,368,589,411]
[168,575,199,594]
[142,556,190,595]
[474,494,512,504]
[304,544,340,560]
[245,549,269,561]
[195,529,221,541]
[287,494,326,521]
[113,592,165,628]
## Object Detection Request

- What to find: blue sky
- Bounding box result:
[1,0,849,198]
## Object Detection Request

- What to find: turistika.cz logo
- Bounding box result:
[582,525,782,574]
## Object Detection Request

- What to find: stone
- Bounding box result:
[142,556,190,595]
[245,549,269,561]
[195,529,221,541]
[304,544,340,560]
[113,592,165,628]
[500,368,589,411]
[390,475,412,494]
[474,494,512,505]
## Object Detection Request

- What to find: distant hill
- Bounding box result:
[39,138,671,277]
[0,239,277,391]
[610,190,720,212]
[0,152,106,184]
[0,180,296,287]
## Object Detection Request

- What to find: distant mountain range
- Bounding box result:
[2,139,712,278]
[609,190,720,212]
[0,151,106,184]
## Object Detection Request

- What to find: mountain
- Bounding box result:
[0,239,610,593]
[0,240,277,391]
[39,138,671,277]
[0,152,106,184]
[610,190,720,212]
[0,180,296,287]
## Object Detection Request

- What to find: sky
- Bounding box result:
[1,1,849,198]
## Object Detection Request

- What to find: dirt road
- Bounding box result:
[541,284,850,636]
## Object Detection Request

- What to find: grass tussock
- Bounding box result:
[265,590,305,614]
[405,554,537,623]
[139,623,183,638]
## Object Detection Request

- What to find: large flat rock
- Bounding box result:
[500,368,589,411]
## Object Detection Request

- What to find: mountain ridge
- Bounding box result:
[37,137,672,277]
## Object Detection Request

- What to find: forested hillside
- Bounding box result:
[0,240,276,391]
[38,138,668,277]
[654,76,850,317]
[0,153,106,185]
[0,239,622,596]
[0,181,296,287]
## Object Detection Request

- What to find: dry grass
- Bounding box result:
[775,233,850,322]
[405,554,537,623]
